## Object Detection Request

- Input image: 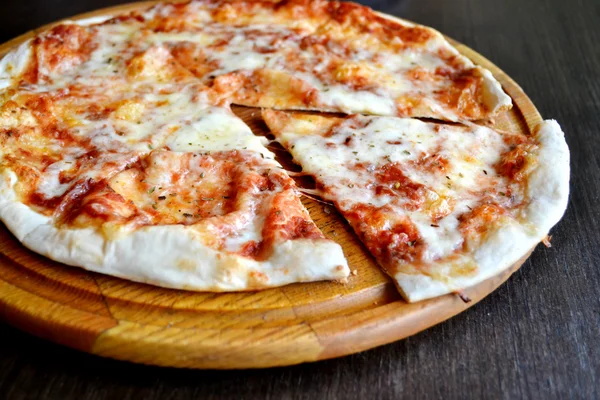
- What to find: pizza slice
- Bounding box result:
[1,148,348,290]
[263,110,569,301]
[137,0,512,121]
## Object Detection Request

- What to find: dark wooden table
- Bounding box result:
[0,0,598,398]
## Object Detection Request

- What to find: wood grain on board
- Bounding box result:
[0,1,546,369]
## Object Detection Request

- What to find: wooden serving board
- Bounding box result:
[0,2,544,369]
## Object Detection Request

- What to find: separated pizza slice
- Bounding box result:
[2,149,348,291]
[263,109,569,301]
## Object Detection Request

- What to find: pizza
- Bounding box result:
[0,0,569,301]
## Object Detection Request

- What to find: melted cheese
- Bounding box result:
[268,112,516,264]
[0,22,275,217]
[4,1,511,121]
[164,106,270,155]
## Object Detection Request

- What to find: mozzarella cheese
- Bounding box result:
[270,114,511,260]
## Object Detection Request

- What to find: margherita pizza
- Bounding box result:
[0,0,569,301]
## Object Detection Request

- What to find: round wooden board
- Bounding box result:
[0,2,544,369]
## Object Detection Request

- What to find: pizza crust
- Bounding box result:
[477,67,513,117]
[0,39,32,90]
[71,15,113,26]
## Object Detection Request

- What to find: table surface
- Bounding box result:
[0,0,598,398]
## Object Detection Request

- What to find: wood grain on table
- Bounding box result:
[0,0,599,398]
